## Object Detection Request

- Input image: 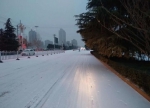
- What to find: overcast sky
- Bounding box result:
[0,0,87,46]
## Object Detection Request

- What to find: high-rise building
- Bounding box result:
[59,29,66,45]
[72,39,78,46]
[29,29,36,43]
[54,37,58,45]
[36,32,41,41]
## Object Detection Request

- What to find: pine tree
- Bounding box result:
[76,0,150,58]
[3,18,19,51]
[0,29,5,50]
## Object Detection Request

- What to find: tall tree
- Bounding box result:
[0,29,4,50]
[2,18,19,51]
[75,0,150,58]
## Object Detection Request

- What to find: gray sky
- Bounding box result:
[0,0,87,46]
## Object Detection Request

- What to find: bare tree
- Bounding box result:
[32,39,42,50]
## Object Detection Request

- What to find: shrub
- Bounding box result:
[91,51,150,96]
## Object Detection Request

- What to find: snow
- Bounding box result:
[0,50,149,108]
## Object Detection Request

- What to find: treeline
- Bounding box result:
[75,0,150,59]
[0,18,19,51]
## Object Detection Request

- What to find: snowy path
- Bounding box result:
[0,51,149,108]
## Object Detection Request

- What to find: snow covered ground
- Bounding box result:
[0,50,149,108]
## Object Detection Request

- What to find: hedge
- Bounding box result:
[91,51,150,96]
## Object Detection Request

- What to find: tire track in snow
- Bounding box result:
[35,51,82,108]
[0,53,66,108]
[34,65,72,108]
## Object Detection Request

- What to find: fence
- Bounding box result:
[0,50,65,63]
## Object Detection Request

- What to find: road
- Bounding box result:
[0,50,149,108]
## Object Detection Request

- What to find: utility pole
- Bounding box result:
[16,22,20,50]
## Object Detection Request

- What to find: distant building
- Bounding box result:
[66,41,71,46]
[41,41,45,48]
[36,33,41,41]
[50,41,53,44]
[72,39,78,46]
[45,40,53,48]
[59,29,66,45]
[28,29,44,49]
[54,37,58,45]
[29,29,36,43]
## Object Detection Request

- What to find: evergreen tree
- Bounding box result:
[3,18,19,51]
[0,29,4,50]
[75,0,150,58]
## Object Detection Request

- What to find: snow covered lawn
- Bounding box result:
[0,50,149,108]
